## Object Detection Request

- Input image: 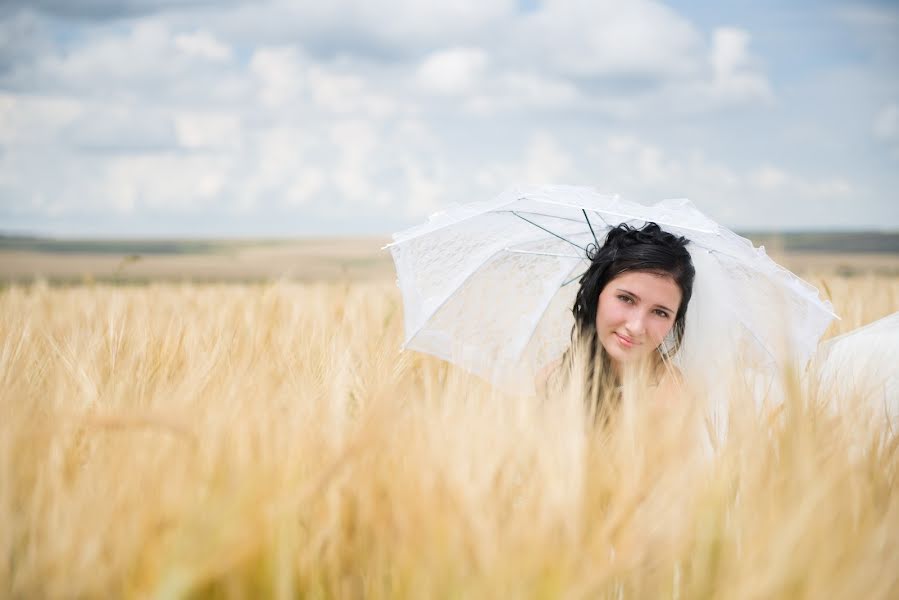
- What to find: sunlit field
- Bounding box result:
[2,274,898,598]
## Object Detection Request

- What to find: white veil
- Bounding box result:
[673,241,833,441]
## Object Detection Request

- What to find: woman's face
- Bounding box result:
[595,270,682,368]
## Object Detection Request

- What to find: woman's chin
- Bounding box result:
[602,341,653,369]
[602,343,633,365]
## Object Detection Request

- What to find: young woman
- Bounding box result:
[537,222,696,408]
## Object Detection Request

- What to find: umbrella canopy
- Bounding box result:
[812,311,899,427]
[387,185,837,396]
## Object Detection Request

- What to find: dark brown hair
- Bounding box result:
[558,222,695,407]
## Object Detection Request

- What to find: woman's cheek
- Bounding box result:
[650,322,673,347]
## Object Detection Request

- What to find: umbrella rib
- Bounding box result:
[732,309,779,366]
[510,257,587,360]
[562,266,589,287]
[400,215,596,347]
[585,206,717,235]
[702,248,838,319]
[505,228,595,254]
[386,197,582,249]
[582,209,599,247]
[510,211,587,252]
[589,210,611,228]
[497,209,585,224]
[401,245,507,347]
[521,196,718,235]
[504,248,584,259]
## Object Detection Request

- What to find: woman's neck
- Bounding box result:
[610,356,664,385]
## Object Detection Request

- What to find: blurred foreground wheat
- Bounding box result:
[1,276,898,598]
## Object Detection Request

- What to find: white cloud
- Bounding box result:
[752,165,790,191]
[105,153,234,212]
[463,70,581,114]
[308,66,397,117]
[174,111,242,150]
[707,27,773,104]
[233,126,311,211]
[523,132,574,183]
[0,9,54,71]
[711,27,750,76]
[417,47,488,96]
[173,30,232,61]
[415,46,581,114]
[170,0,773,117]
[329,120,378,162]
[284,168,325,207]
[449,3,773,117]
[475,132,574,190]
[516,0,702,80]
[20,19,248,109]
[353,0,516,49]
[64,102,175,151]
[873,102,899,160]
[249,46,306,108]
[329,120,380,204]
[585,134,859,227]
[174,0,516,60]
[46,21,174,87]
[400,158,446,218]
[836,4,899,28]
[0,93,82,145]
[0,0,895,233]
[750,165,852,200]
[873,103,899,140]
[589,135,707,195]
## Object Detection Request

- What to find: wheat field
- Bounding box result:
[1,274,898,598]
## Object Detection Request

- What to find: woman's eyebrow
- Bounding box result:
[616,288,674,313]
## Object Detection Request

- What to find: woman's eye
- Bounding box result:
[654,310,670,319]
[617,295,633,304]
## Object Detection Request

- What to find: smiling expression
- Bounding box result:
[595,270,683,369]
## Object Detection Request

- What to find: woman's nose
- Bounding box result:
[625,313,646,336]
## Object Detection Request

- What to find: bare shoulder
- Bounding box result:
[535,356,564,396]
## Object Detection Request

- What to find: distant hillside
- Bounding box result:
[2,232,897,255]
[737,232,899,254]
[0,235,248,255]
[1,232,897,284]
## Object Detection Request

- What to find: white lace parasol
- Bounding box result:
[387,184,837,401]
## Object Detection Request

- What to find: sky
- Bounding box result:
[0,0,897,237]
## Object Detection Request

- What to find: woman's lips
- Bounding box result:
[615,333,636,348]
